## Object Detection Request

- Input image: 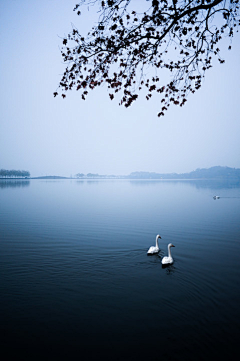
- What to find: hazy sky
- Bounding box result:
[1,0,240,177]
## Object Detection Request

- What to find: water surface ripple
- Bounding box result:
[0,179,240,360]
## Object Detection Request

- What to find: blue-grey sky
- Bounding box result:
[1,0,240,177]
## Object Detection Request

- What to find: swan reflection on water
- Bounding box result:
[163,264,176,274]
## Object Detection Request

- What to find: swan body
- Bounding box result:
[147,235,161,254]
[213,196,220,200]
[161,243,175,265]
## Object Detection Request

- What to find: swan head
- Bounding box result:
[157,235,162,239]
[168,243,175,248]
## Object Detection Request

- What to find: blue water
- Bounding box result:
[0,179,240,360]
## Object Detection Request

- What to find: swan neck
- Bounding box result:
[156,236,159,247]
[168,245,172,258]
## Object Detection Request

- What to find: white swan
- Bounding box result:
[161,243,175,265]
[147,235,161,254]
[213,196,220,200]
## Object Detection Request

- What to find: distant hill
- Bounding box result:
[127,166,240,180]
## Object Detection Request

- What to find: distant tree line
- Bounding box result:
[76,173,101,178]
[76,173,117,178]
[0,169,30,178]
[74,167,240,180]
[128,167,240,180]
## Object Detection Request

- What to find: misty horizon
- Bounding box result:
[1,165,240,179]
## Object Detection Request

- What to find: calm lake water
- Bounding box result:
[0,179,240,360]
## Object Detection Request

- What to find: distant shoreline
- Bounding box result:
[1,177,240,182]
[1,166,240,181]
[2,177,236,180]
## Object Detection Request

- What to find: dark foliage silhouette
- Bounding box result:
[55,0,239,116]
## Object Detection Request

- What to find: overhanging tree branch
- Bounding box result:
[55,0,240,116]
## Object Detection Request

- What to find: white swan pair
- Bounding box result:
[147,234,175,265]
